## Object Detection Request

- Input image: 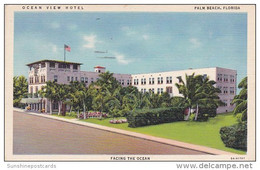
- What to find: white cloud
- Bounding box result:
[50,22,60,29]
[142,34,149,40]
[114,52,132,65]
[189,38,202,48]
[83,34,97,49]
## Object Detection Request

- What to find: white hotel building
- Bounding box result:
[24,59,236,114]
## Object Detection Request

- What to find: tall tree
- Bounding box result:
[39,81,57,114]
[175,73,222,120]
[55,84,68,116]
[231,77,247,122]
[13,76,28,107]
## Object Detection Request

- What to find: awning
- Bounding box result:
[20,98,43,104]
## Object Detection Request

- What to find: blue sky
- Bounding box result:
[14,12,247,84]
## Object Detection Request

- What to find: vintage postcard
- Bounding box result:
[5,4,255,161]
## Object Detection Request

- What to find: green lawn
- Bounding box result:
[52,113,77,119]
[80,113,246,154]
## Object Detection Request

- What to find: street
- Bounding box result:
[13,111,209,155]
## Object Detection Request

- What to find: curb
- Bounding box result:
[13,108,236,155]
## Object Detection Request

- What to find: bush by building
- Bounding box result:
[195,107,217,121]
[127,107,184,128]
[219,122,247,151]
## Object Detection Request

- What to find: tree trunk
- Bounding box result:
[184,107,191,121]
[50,100,52,115]
[58,101,61,116]
[77,110,79,119]
[195,104,199,121]
[69,105,73,115]
[83,103,86,119]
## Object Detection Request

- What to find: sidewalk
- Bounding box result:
[13,108,236,155]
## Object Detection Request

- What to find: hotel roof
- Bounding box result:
[94,66,106,69]
[26,59,83,66]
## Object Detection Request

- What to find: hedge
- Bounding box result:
[126,107,184,128]
[197,107,217,121]
[219,123,247,151]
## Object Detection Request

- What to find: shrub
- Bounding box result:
[219,123,247,151]
[195,107,217,121]
[199,107,217,117]
[127,107,184,128]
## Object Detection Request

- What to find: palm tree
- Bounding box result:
[39,81,57,115]
[175,73,222,121]
[231,77,247,122]
[175,73,201,120]
[95,71,120,93]
[55,84,68,115]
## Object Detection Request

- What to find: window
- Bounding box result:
[30,87,33,95]
[157,88,160,94]
[41,75,46,83]
[152,88,154,93]
[73,64,78,70]
[166,77,172,84]
[60,63,70,69]
[143,78,146,85]
[224,74,229,82]
[158,77,160,84]
[127,80,130,85]
[152,78,154,84]
[91,78,94,83]
[223,87,228,94]
[85,77,88,83]
[54,75,58,82]
[75,77,78,81]
[122,79,124,85]
[35,86,38,93]
[144,89,146,93]
[71,77,74,81]
[141,78,143,85]
[35,76,39,83]
[67,76,70,81]
[149,78,152,84]
[41,62,46,68]
[141,89,144,93]
[161,77,163,84]
[50,62,55,68]
[217,74,222,82]
[81,77,84,82]
[230,75,235,83]
[166,87,173,94]
[161,88,164,93]
[230,87,235,94]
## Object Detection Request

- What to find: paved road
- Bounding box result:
[13,111,209,155]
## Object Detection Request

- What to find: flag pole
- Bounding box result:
[64,45,66,62]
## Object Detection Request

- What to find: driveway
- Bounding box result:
[13,111,209,155]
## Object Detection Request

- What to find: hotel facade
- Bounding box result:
[24,59,237,114]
